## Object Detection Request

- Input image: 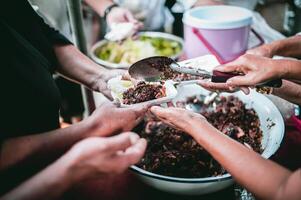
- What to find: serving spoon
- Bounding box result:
[128,56,282,87]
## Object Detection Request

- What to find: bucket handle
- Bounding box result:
[249,28,265,49]
[192,28,265,64]
[192,28,226,64]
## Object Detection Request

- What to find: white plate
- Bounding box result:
[107,76,178,107]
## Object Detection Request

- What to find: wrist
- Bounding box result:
[269,41,283,56]
[44,155,77,191]
[58,151,86,184]
[187,118,211,136]
[77,118,100,139]
[104,3,119,20]
[90,69,108,92]
[274,59,294,79]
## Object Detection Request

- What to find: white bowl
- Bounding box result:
[90,32,184,69]
[130,84,285,195]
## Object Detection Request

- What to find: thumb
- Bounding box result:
[214,63,239,73]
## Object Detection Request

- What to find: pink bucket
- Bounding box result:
[183,6,264,63]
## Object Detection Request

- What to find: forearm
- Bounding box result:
[84,0,114,16]
[0,155,74,200]
[189,122,293,200]
[272,58,301,81]
[54,44,107,92]
[269,35,301,59]
[0,121,91,171]
[272,80,301,106]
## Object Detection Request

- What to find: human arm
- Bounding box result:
[1,132,147,200]
[53,44,124,99]
[247,35,301,59]
[84,0,141,28]
[0,102,148,171]
[150,106,301,200]
[272,80,301,106]
[199,54,301,97]
[198,79,301,106]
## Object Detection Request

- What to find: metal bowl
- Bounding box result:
[90,32,184,69]
[130,84,285,195]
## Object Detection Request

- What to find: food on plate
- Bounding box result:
[122,81,166,105]
[97,36,182,65]
[135,95,263,178]
[149,57,203,81]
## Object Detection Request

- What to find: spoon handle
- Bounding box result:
[212,70,282,88]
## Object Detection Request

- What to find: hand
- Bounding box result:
[214,54,286,88]
[95,69,126,100]
[65,132,147,181]
[106,7,143,30]
[85,102,149,137]
[197,79,251,95]
[150,106,210,136]
[247,44,275,58]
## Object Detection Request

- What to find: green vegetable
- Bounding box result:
[97,35,182,64]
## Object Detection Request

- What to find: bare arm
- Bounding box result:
[0,121,90,171]
[191,122,300,200]
[272,80,301,106]
[151,106,301,200]
[1,133,147,200]
[54,44,124,98]
[268,35,301,59]
[1,155,72,200]
[0,103,147,172]
[248,35,301,59]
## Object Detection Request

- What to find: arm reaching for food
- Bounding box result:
[150,106,301,200]
[0,103,148,175]
[247,35,301,59]
[83,0,142,29]
[1,133,147,200]
[199,54,301,104]
[214,54,301,87]
[53,44,125,99]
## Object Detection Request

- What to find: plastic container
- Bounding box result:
[183,6,263,63]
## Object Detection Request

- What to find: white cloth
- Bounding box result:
[114,0,174,32]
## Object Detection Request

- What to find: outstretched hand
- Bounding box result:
[66,132,147,181]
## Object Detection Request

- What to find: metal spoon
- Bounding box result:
[128,56,282,87]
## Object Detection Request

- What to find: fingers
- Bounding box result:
[214,60,242,73]
[103,91,114,101]
[198,80,234,92]
[226,74,255,87]
[240,87,250,95]
[127,103,150,118]
[111,138,147,172]
[150,106,171,119]
[119,138,147,164]
[105,132,140,152]
[150,106,183,121]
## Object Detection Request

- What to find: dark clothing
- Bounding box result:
[0,0,71,139]
[0,0,71,193]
